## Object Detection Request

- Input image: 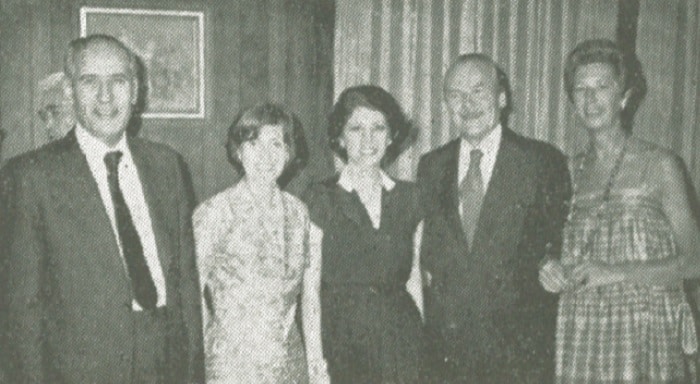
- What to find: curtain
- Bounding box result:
[334,0,619,180]
[634,0,700,190]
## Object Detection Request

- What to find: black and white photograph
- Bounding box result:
[1,1,700,383]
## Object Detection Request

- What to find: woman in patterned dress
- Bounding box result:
[539,39,700,383]
[193,104,329,384]
[303,85,425,383]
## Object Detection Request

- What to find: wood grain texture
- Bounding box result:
[0,0,335,201]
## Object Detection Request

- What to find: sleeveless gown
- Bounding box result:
[556,145,696,383]
[194,183,310,383]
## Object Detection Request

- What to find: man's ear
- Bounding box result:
[621,88,632,110]
[130,76,139,105]
[498,91,507,109]
[62,76,73,100]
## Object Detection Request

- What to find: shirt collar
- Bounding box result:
[461,124,502,156]
[75,123,130,165]
[337,167,396,192]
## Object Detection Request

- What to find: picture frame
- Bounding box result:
[80,7,205,119]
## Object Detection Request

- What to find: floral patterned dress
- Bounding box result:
[194,182,310,384]
[556,145,696,383]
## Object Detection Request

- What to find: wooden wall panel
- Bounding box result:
[0,0,335,201]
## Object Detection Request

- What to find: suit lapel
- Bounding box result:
[48,131,129,284]
[129,140,173,277]
[439,140,469,246]
[49,132,116,246]
[472,129,532,251]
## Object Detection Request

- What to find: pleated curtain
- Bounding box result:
[634,0,700,191]
[334,0,700,192]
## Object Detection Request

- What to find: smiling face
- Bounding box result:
[69,41,137,146]
[238,124,289,185]
[341,106,391,168]
[572,62,628,132]
[444,60,506,143]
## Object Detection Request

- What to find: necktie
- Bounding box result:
[104,151,157,310]
[459,149,484,248]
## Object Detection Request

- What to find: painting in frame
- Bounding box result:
[80,7,205,119]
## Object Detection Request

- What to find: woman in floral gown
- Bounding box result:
[194,104,328,383]
[539,39,700,383]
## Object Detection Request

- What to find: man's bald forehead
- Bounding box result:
[65,34,136,79]
[445,55,499,88]
[85,38,130,56]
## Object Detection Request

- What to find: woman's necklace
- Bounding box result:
[572,135,630,211]
[569,135,630,259]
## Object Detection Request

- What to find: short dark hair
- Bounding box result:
[64,34,137,81]
[445,53,513,127]
[328,85,411,166]
[563,39,646,130]
[226,103,306,179]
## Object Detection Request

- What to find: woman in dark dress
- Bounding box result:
[303,85,425,383]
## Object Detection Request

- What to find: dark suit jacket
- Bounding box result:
[416,128,570,383]
[0,131,204,384]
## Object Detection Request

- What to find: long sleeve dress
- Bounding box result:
[194,182,310,383]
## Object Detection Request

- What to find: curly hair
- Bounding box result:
[328,85,411,166]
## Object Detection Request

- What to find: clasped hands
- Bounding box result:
[539,259,625,293]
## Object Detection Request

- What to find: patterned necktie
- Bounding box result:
[459,149,484,248]
[104,151,157,310]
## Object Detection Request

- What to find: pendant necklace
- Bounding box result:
[570,134,630,260]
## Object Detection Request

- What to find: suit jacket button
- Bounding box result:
[119,352,128,362]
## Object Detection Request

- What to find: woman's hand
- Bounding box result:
[571,262,624,289]
[539,259,573,293]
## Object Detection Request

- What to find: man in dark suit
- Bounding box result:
[0,34,204,383]
[417,53,571,383]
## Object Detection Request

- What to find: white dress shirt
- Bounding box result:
[337,167,396,230]
[76,125,166,310]
[458,124,503,213]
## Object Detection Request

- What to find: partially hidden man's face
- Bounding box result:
[38,85,75,142]
[444,60,506,143]
[69,42,137,146]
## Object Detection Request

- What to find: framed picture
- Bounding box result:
[80,7,205,119]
